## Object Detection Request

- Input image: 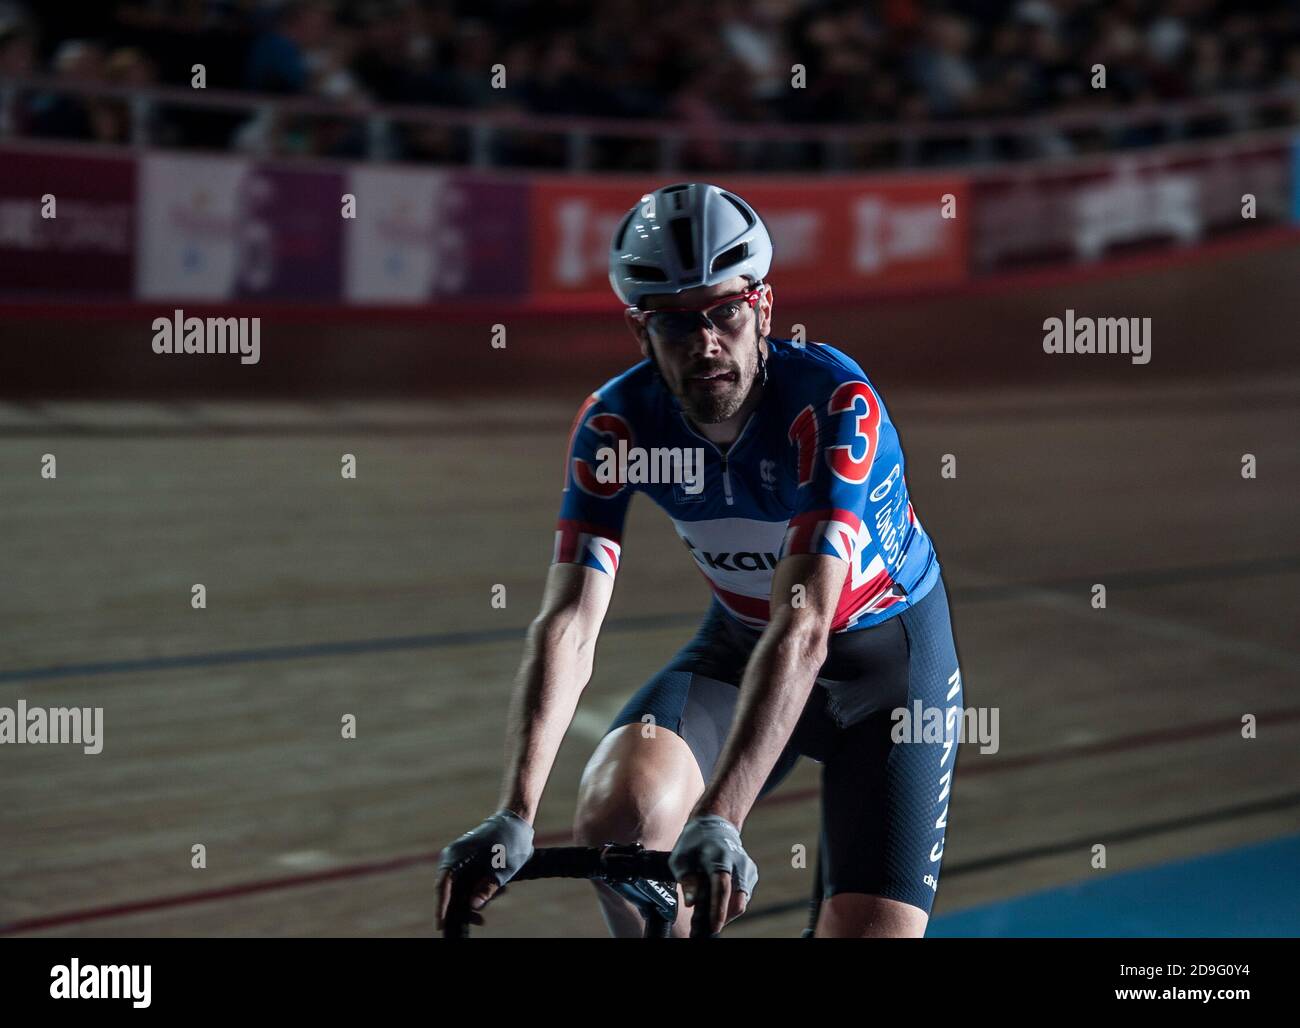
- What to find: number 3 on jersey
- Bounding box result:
[789,380,881,487]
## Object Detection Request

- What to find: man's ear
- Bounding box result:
[624,308,651,359]
[757,283,774,338]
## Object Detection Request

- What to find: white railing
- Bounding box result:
[1,74,1296,171]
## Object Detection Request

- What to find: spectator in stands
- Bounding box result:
[1229,40,1274,92]
[92,46,157,144]
[351,3,421,103]
[906,12,979,118]
[26,39,104,140]
[421,19,505,109]
[784,3,882,123]
[670,63,733,169]
[6,0,1300,167]
[720,0,790,110]
[1280,44,1300,95]
[0,18,36,79]
[245,0,333,95]
[1188,32,1225,96]
[517,31,595,115]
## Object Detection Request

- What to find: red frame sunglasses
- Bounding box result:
[627,285,764,339]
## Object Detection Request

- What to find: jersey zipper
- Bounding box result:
[678,410,756,509]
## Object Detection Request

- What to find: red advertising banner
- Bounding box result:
[528,175,969,307]
[0,146,135,298]
[7,137,1286,312]
[969,138,1292,272]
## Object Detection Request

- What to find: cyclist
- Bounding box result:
[437,182,963,937]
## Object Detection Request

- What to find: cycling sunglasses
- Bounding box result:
[628,285,764,341]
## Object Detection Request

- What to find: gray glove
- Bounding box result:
[668,815,758,898]
[438,809,535,887]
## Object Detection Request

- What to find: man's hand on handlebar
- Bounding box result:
[668,815,758,936]
[435,809,535,931]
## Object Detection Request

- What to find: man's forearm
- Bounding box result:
[693,625,827,827]
[497,617,594,822]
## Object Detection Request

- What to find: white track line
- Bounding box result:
[1007,582,1299,671]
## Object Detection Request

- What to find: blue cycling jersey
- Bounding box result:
[555,337,940,633]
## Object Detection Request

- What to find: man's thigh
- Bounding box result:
[605,668,802,794]
[603,600,804,792]
[817,578,963,927]
[816,709,944,926]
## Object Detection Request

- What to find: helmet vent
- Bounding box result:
[626,265,668,283]
[711,243,747,273]
[669,217,696,272]
[721,193,755,226]
[662,183,690,205]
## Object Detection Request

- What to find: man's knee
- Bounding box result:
[816,892,929,938]
[573,723,704,848]
[572,781,643,847]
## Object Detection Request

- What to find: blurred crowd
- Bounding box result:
[2,0,1299,167]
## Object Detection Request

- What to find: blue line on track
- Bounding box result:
[0,613,698,684]
[4,556,1296,685]
[929,833,1300,937]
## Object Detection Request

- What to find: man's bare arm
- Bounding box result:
[497,561,614,822]
[436,562,612,928]
[692,553,848,828]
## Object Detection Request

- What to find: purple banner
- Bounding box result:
[234,164,346,301]
[341,166,528,303]
[452,174,528,297]
[0,147,135,298]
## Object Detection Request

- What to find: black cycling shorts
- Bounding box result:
[608,575,963,915]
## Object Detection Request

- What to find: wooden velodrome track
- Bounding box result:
[1,241,1298,937]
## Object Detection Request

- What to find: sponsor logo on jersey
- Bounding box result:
[682,536,780,572]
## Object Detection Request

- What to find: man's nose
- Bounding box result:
[685,323,723,358]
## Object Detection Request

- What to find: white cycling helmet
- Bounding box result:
[608,182,773,308]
